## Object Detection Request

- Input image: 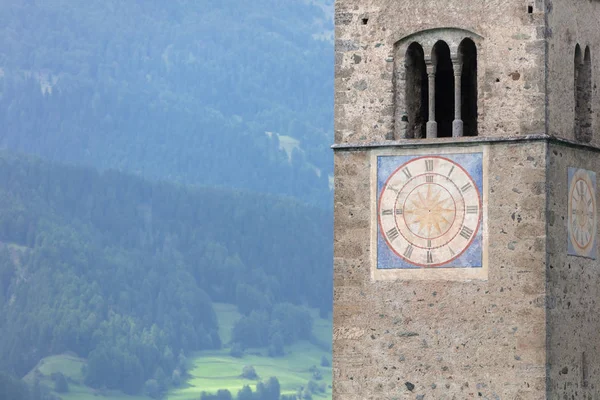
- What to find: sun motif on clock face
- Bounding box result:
[377,154,483,268]
[567,168,597,259]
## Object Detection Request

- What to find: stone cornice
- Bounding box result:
[331,134,600,152]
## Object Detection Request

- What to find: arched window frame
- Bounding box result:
[575,44,593,143]
[458,38,478,137]
[403,42,428,138]
[393,28,483,139]
[431,40,455,138]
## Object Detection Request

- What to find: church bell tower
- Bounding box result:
[332,0,600,398]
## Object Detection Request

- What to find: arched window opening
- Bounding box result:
[459,39,478,136]
[575,45,593,142]
[405,43,428,138]
[574,45,582,139]
[432,41,455,138]
[582,47,593,141]
[395,30,482,140]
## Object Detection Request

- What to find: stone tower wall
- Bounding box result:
[546,0,600,144]
[334,0,600,398]
[335,0,546,144]
[333,140,548,399]
[546,143,600,399]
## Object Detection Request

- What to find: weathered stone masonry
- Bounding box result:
[333,0,600,399]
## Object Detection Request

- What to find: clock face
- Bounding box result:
[377,154,483,268]
[568,168,597,258]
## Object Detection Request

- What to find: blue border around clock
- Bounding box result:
[377,153,484,270]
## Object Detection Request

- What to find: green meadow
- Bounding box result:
[169,304,332,399]
[169,343,331,399]
[23,303,332,400]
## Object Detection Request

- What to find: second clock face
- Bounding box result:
[378,155,482,268]
[567,168,597,259]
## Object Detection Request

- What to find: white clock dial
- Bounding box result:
[378,156,482,267]
[569,171,597,253]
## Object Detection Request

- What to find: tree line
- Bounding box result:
[197,376,320,400]
[0,152,332,395]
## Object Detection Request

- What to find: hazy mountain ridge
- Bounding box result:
[0,0,334,207]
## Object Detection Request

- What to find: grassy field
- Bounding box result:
[23,303,332,400]
[168,342,331,399]
[265,131,301,163]
[23,354,86,382]
[264,131,330,185]
[213,302,241,346]
[169,304,332,399]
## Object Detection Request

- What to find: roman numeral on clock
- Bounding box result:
[466,206,479,214]
[402,168,412,179]
[396,208,403,215]
[447,166,455,177]
[426,251,433,264]
[460,226,474,240]
[403,244,414,259]
[461,183,472,193]
[425,160,434,172]
[381,209,393,216]
[426,175,434,183]
[386,227,400,241]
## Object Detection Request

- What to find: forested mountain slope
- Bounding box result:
[0,152,332,394]
[0,0,334,207]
